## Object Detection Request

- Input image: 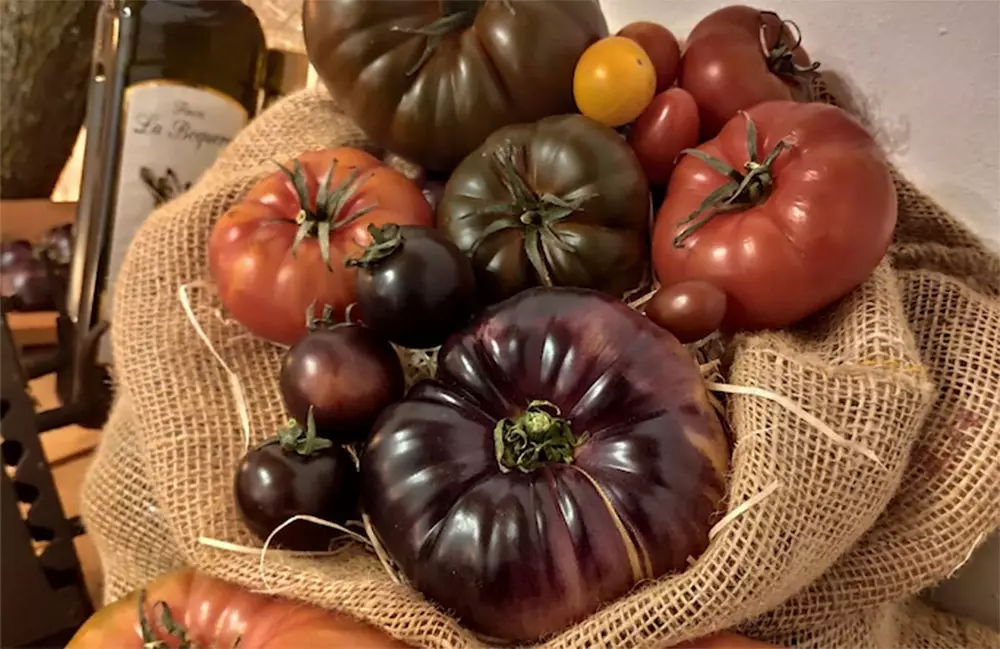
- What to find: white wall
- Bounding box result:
[602,0,1000,249]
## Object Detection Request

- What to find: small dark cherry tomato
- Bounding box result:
[280,316,405,443]
[348,224,478,349]
[235,414,360,550]
[1,257,56,311]
[627,88,700,185]
[617,21,681,94]
[1,239,34,270]
[645,280,727,343]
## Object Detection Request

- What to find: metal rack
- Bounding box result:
[0,301,94,647]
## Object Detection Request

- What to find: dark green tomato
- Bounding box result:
[438,114,652,304]
[279,325,405,444]
[303,0,608,172]
[234,439,359,551]
[351,225,478,350]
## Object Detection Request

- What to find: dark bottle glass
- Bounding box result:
[64,0,265,418]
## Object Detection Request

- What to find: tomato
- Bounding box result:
[362,287,729,643]
[652,101,897,331]
[304,1,608,172]
[348,225,478,350]
[574,36,657,126]
[645,280,727,343]
[66,570,409,649]
[279,320,405,443]
[617,21,681,93]
[208,148,433,347]
[0,239,33,269]
[438,114,651,304]
[679,6,817,138]
[235,415,360,551]
[67,569,779,649]
[627,88,701,185]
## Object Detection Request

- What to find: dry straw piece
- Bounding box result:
[83,78,1000,648]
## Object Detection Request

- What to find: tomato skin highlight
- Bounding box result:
[617,21,681,93]
[66,570,411,649]
[652,101,896,331]
[574,36,657,127]
[679,6,814,139]
[627,88,701,185]
[207,148,433,347]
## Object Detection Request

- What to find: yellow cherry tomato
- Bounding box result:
[574,36,657,127]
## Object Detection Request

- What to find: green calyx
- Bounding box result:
[344,223,404,270]
[494,400,585,473]
[462,142,597,287]
[673,113,790,248]
[391,0,515,76]
[303,301,357,332]
[138,589,199,649]
[275,159,376,270]
[759,11,821,81]
[267,408,333,457]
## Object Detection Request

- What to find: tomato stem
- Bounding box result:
[463,143,598,287]
[673,114,789,248]
[493,400,584,473]
[391,0,515,76]
[266,408,334,456]
[345,223,405,270]
[137,590,195,649]
[758,11,821,83]
[274,159,377,269]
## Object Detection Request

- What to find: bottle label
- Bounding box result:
[99,81,248,365]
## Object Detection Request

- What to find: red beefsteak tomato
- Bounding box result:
[679,6,817,138]
[652,101,897,331]
[208,148,433,346]
[67,570,409,649]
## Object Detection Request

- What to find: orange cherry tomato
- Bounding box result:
[574,36,656,127]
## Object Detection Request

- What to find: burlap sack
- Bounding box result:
[82,80,1000,648]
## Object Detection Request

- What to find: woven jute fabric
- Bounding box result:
[82,81,1000,648]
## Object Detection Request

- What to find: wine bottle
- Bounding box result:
[261,49,310,111]
[65,0,265,413]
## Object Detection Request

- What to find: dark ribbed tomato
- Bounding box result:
[361,287,729,643]
[303,0,608,172]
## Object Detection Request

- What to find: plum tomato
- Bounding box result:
[573,36,656,127]
[616,21,681,93]
[627,88,700,185]
[644,280,727,343]
[348,224,478,350]
[279,312,405,444]
[234,413,360,551]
